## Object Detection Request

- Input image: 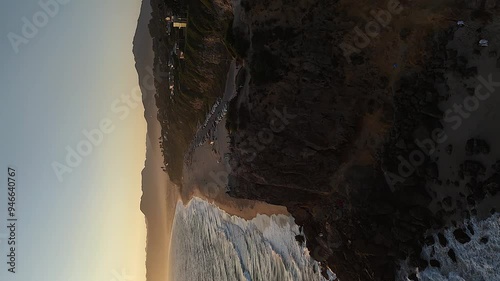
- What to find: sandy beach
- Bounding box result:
[179,60,288,220]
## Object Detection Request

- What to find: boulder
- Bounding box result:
[424,235,435,246]
[465,138,490,156]
[461,160,486,176]
[295,235,305,245]
[447,249,457,262]
[408,273,419,281]
[453,228,471,244]
[438,232,448,246]
[467,224,475,235]
[430,259,441,268]
[445,144,453,155]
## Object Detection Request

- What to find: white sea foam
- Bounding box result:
[169,197,336,281]
[398,213,500,281]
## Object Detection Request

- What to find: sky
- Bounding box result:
[0,1,147,281]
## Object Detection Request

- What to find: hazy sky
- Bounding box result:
[0,1,147,281]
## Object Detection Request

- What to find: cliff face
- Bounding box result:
[149,0,233,186]
[138,0,500,278]
[226,1,403,279]
[226,0,500,280]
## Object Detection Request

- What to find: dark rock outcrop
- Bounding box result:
[447,249,457,263]
[438,232,448,247]
[220,0,500,280]
[465,138,490,156]
[453,228,471,244]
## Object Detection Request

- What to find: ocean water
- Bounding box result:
[169,197,336,281]
[398,213,500,281]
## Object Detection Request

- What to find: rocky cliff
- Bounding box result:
[226,0,500,280]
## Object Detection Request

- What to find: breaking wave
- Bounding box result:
[398,213,500,281]
[169,197,335,281]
